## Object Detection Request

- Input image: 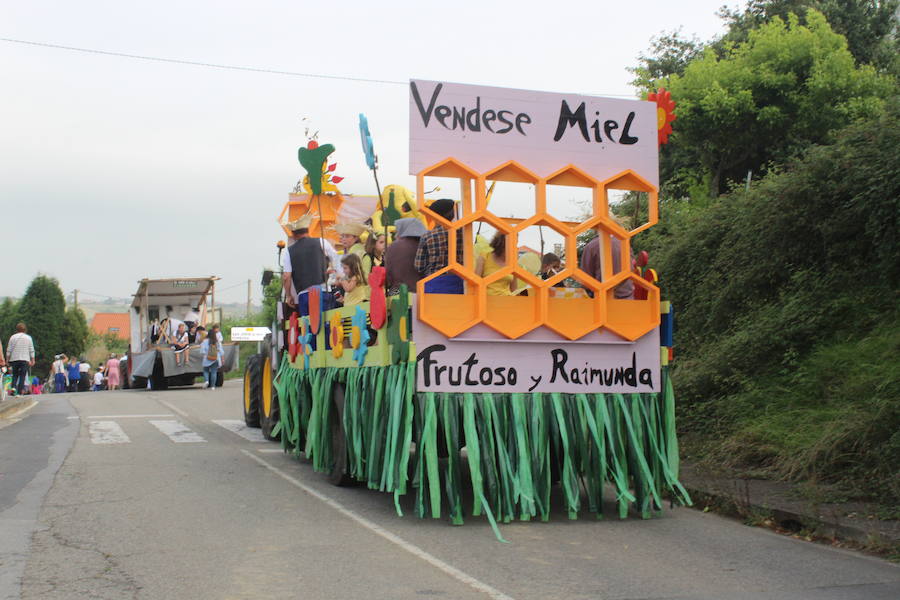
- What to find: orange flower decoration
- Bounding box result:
[647,88,676,147]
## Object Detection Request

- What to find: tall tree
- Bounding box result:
[662,10,892,197]
[0,297,20,347]
[61,306,90,358]
[17,275,67,373]
[630,29,705,90]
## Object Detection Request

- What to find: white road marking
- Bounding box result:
[157,399,189,418]
[212,419,269,443]
[257,448,283,453]
[88,421,131,444]
[241,450,515,600]
[69,414,174,420]
[149,420,206,443]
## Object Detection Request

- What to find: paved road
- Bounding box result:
[1,383,898,600]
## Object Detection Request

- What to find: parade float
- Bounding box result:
[243,80,689,531]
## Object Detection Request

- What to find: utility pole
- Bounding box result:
[73,289,79,311]
[246,279,252,318]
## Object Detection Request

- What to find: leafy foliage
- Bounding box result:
[61,306,90,358]
[17,275,67,373]
[646,99,900,500]
[717,0,900,71]
[661,11,893,197]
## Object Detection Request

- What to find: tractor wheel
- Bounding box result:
[328,383,353,486]
[243,354,261,427]
[259,355,280,441]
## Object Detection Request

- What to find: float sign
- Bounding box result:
[230,327,271,342]
[413,319,661,394]
[409,79,658,185]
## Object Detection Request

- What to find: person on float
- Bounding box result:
[170,323,190,367]
[580,219,634,299]
[280,213,327,307]
[339,254,369,307]
[333,222,366,257]
[385,217,426,295]
[414,199,464,294]
[475,231,516,296]
[183,306,201,330]
[361,229,386,280]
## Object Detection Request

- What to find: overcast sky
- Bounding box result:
[2,0,731,305]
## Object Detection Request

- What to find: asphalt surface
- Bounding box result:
[1,383,898,600]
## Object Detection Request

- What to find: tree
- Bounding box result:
[0,297,20,347]
[61,306,90,358]
[630,29,705,90]
[717,0,900,71]
[17,275,67,373]
[661,11,893,198]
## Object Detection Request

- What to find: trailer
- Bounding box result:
[243,80,690,528]
[126,277,238,390]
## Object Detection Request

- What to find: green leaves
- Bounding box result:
[660,9,893,197]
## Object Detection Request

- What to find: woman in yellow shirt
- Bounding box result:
[475,232,516,295]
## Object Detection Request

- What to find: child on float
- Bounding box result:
[361,230,386,280]
[340,253,369,307]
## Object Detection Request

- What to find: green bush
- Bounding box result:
[643,99,900,501]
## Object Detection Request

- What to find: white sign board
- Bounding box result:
[230,327,272,342]
[413,319,661,394]
[409,79,659,186]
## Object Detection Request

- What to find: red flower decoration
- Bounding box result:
[331,176,344,184]
[327,163,337,172]
[647,88,676,147]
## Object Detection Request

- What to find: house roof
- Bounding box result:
[91,313,130,340]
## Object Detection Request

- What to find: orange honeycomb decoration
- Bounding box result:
[279,191,345,243]
[416,159,660,341]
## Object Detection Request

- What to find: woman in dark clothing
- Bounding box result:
[385,218,427,295]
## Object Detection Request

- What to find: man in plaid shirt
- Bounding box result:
[415,199,465,293]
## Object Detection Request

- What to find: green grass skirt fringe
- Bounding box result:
[273,358,691,527]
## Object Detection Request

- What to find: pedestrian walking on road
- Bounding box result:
[6,323,35,395]
[92,368,104,391]
[200,327,223,389]
[51,354,68,393]
[67,356,81,392]
[78,358,90,391]
[105,354,121,390]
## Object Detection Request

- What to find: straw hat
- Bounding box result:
[332,222,366,237]
[283,213,314,231]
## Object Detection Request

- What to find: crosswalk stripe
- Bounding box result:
[212,419,268,443]
[149,420,206,443]
[89,421,131,444]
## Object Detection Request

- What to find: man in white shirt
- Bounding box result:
[6,322,35,395]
